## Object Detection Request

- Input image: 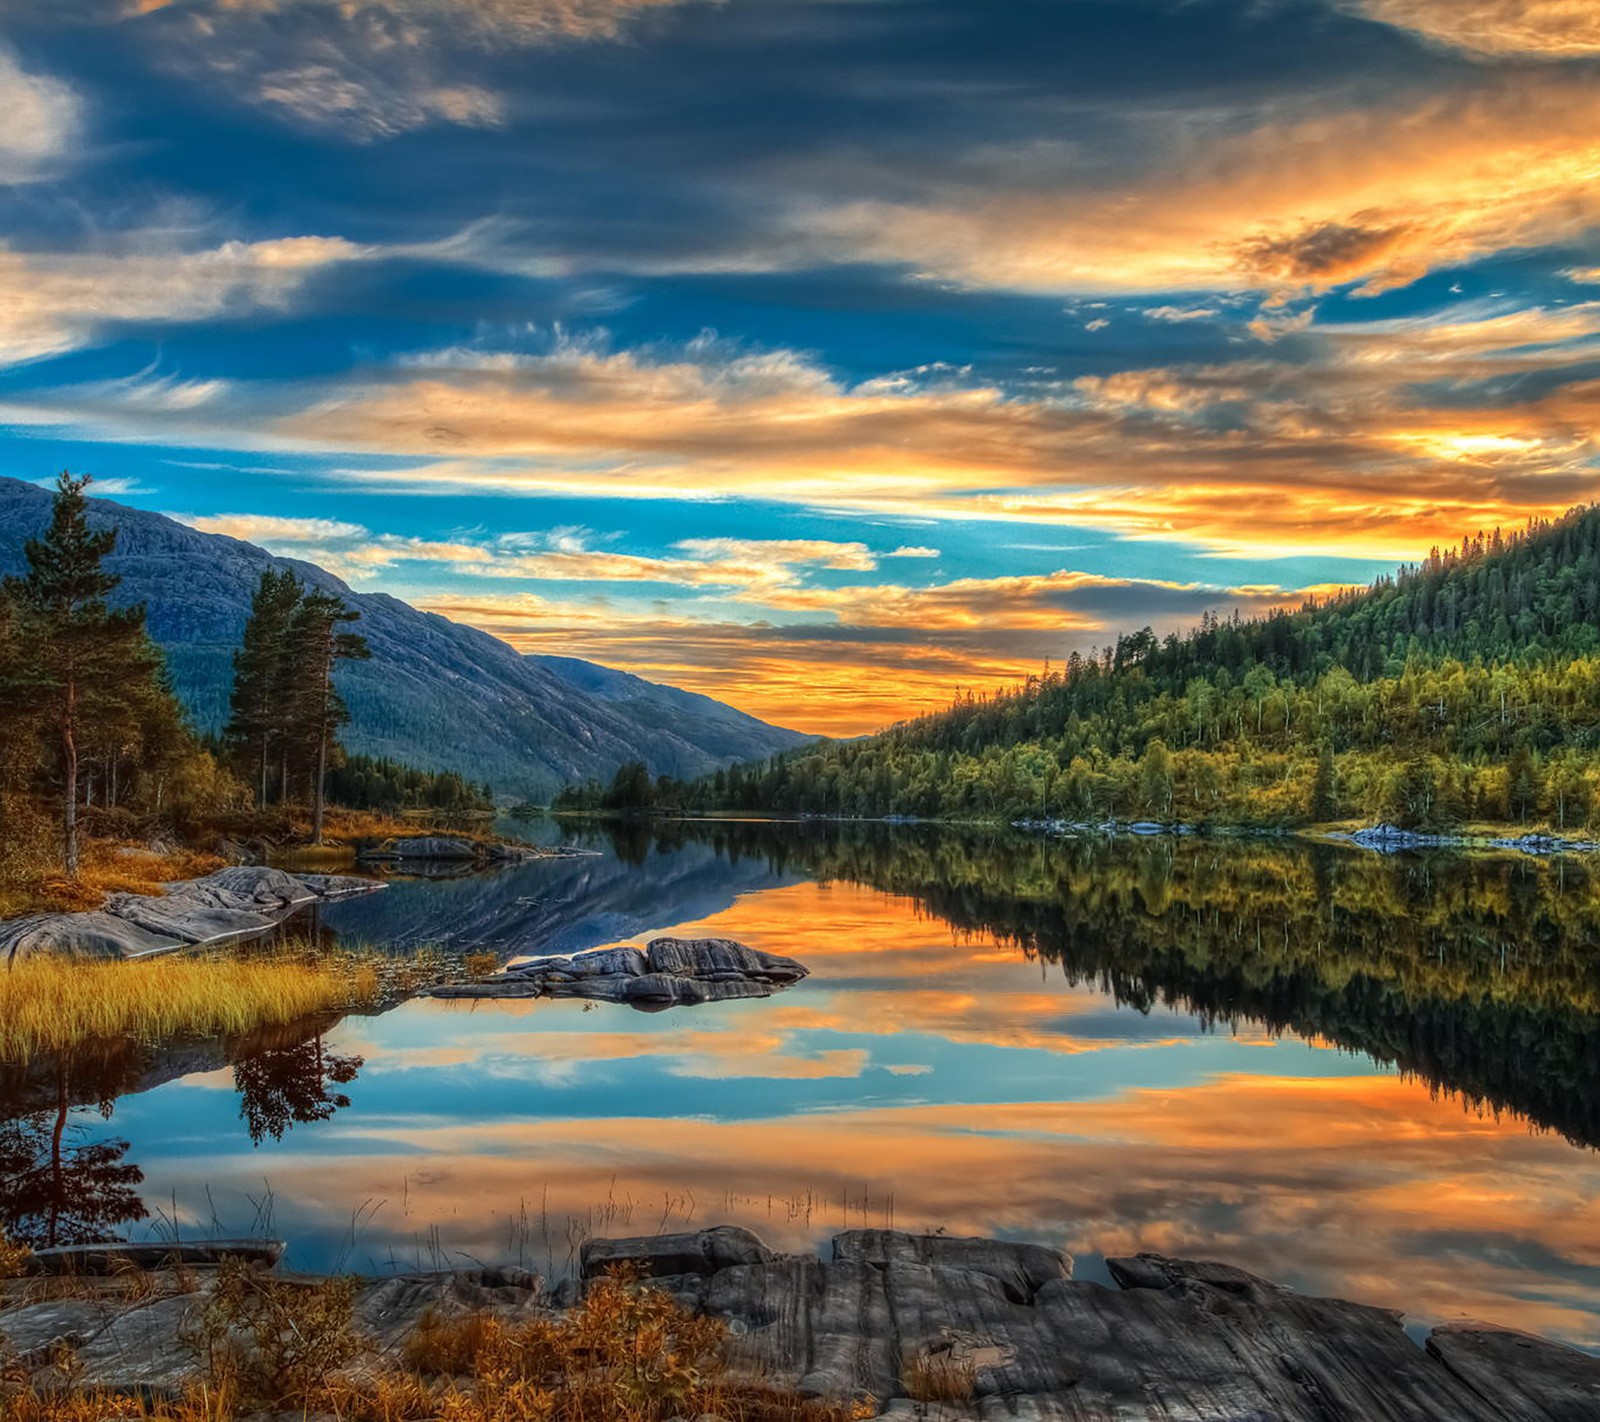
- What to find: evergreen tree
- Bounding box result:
[3,474,161,876]
[226,570,303,806]
[284,589,370,843]
[1310,742,1337,822]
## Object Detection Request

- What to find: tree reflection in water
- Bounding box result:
[0,1017,365,1245]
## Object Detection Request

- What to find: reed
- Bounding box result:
[0,950,381,1062]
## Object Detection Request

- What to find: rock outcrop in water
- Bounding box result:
[429,936,809,1010]
[0,867,381,963]
[2,1227,1596,1419]
[357,835,556,865]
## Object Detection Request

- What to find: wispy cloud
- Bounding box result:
[792,71,1600,298]
[1349,0,1600,58]
[0,45,81,183]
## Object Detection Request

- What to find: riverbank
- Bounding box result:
[0,1225,1593,1420]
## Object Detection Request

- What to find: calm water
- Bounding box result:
[4,821,1600,1346]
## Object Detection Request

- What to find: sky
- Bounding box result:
[0,1,1596,734]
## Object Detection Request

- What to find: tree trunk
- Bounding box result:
[312,722,328,845]
[62,678,79,878]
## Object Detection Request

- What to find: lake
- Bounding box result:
[4,819,1599,1348]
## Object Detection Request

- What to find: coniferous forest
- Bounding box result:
[0,476,490,903]
[565,507,1600,830]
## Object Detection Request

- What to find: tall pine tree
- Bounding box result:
[226,570,303,806]
[285,589,370,843]
[4,474,162,876]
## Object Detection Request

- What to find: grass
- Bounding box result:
[0,948,382,1063]
[0,841,227,920]
[0,1263,879,1422]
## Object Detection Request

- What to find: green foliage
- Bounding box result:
[0,474,201,875]
[324,753,493,815]
[223,573,371,838]
[652,506,1600,830]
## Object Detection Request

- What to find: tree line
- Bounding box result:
[0,472,489,888]
[565,504,1600,831]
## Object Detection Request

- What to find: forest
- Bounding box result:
[570,507,1600,830]
[0,474,487,905]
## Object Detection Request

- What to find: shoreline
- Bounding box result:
[554,807,1600,857]
[2,1225,1594,1419]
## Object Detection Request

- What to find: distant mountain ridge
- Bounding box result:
[0,477,810,799]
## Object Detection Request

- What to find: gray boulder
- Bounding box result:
[581,1226,775,1280]
[163,866,317,911]
[289,872,385,899]
[646,937,809,983]
[361,836,480,861]
[430,935,809,1010]
[835,1230,1071,1304]
[0,912,183,965]
[100,892,277,945]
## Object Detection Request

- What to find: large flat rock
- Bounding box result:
[5,1230,1597,1418]
[0,868,386,960]
[0,912,183,964]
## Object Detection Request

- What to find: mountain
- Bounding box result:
[682,506,1600,828]
[0,477,810,800]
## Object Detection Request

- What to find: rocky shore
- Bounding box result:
[0,865,381,964]
[430,936,810,1009]
[1,1226,1594,1419]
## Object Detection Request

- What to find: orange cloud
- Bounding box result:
[798,72,1600,297]
[1353,0,1600,58]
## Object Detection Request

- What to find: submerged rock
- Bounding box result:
[430,935,809,1009]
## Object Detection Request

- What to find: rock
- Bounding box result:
[290,872,385,899]
[0,1298,124,1364]
[1427,1322,1600,1417]
[63,1292,205,1399]
[354,1268,544,1356]
[581,1227,776,1280]
[164,866,318,911]
[835,1230,1071,1304]
[28,1240,286,1276]
[213,837,262,866]
[430,936,809,1011]
[647,937,809,984]
[1105,1251,1267,1295]
[360,836,480,862]
[100,892,277,945]
[512,945,650,979]
[0,912,183,965]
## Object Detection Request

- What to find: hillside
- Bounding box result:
[0,478,809,800]
[672,507,1600,828]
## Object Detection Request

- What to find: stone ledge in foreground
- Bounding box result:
[2,1226,1596,1420]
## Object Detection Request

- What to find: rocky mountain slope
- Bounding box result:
[0,477,809,799]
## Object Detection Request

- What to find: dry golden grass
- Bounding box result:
[0,1234,29,1283]
[0,840,227,918]
[0,950,380,1063]
[0,1261,882,1422]
[901,1350,976,1404]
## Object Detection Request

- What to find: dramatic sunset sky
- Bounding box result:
[0,0,1596,732]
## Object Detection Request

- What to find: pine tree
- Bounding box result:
[226,570,304,806]
[3,473,156,877]
[1310,743,1337,822]
[284,589,370,843]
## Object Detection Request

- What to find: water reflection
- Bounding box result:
[4,822,1600,1346]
